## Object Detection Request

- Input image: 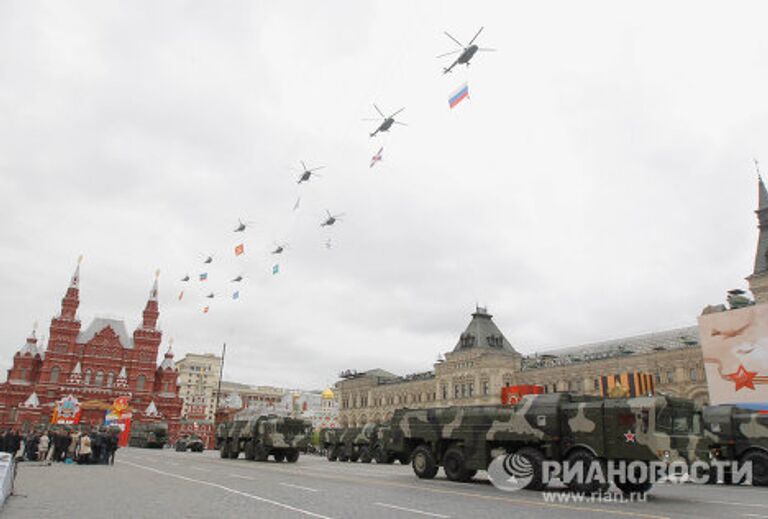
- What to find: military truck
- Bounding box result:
[129,422,168,448]
[386,393,707,494]
[321,427,362,462]
[218,415,312,462]
[370,425,411,464]
[321,424,410,464]
[703,404,768,486]
[175,434,205,452]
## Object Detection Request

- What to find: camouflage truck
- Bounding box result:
[219,415,312,462]
[129,422,168,448]
[321,425,411,464]
[321,427,362,462]
[703,404,768,486]
[370,425,411,465]
[175,434,205,452]
[386,393,708,494]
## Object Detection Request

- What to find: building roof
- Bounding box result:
[18,337,39,356]
[21,392,40,408]
[521,325,700,370]
[77,317,134,348]
[452,306,518,354]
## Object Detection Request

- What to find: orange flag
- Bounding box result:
[234,243,245,256]
[203,306,209,313]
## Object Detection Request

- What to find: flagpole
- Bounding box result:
[215,343,226,416]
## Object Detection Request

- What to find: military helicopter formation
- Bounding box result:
[175,27,493,314]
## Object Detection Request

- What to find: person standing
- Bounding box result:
[107,430,119,465]
[77,432,91,464]
[38,431,49,461]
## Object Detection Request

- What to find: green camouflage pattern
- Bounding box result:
[129,422,168,448]
[218,414,312,462]
[703,404,768,460]
[384,393,709,472]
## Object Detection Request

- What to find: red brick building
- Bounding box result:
[0,262,183,438]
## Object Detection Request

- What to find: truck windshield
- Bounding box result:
[657,405,699,434]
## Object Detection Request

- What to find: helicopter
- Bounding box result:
[180,275,190,282]
[271,243,289,255]
[206,293,215,299]
[297,161,324,184]
[231,275,243,282]
[364,104,406,137]
[234,218,255,232]
[321,210,345,227]
[438,27,495,74]
[203,256,213,264]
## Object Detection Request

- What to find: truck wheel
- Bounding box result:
[326,446,338,462]
[564,450,607,493]
[274,451,286,462]
[219,442,229,459]
[230,442,242,459]
[614,480,653,496]
[338,451,349,462]
[515,447,546,491]
[742,450,768,486]
[443,446,474,482]
[254,443,268,462]
[244,441,255,461]
[359,447,373,464]
[412,445,438,480]
[349,451,360,463]
[286,449,300,463]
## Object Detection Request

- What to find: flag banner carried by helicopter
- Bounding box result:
[698,303,768,408]
[449,82,469,109]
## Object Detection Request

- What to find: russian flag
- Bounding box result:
[449,82,469,109]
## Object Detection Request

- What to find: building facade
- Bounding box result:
[176,353,222,422]
[334,177,768,428]
[0,263,183,434]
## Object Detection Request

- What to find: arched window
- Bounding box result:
[107,372,114,387]
[94,371,104,386]
[136,375,146,391]
[84,369,92,385]
[50,366,60,383]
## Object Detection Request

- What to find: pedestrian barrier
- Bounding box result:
[0,453,15,507]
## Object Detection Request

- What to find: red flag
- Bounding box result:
[203,306,209,314]
[234,243,245,256]
[178,290,184,301]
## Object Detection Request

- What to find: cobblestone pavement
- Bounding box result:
[3,448,768,518]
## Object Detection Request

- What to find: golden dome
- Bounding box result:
[321,387,334,399]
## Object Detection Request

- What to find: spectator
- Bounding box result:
[38,431,49,461]
[77,432,91,464]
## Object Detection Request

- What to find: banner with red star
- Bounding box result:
[699,303,768,407]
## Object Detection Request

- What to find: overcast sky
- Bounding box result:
[2,1,767,390]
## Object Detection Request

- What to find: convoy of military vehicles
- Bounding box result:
[216,414,312,462]
[135,394,767,493]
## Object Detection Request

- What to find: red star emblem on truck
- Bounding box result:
[725,364,758,391]
[624,431,636,443]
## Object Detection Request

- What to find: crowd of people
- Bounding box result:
[0,427,120,465]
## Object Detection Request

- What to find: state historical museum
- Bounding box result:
[0,262,182,436]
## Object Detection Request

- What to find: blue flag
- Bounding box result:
[232,291,240,300]
[272,264,280,275]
